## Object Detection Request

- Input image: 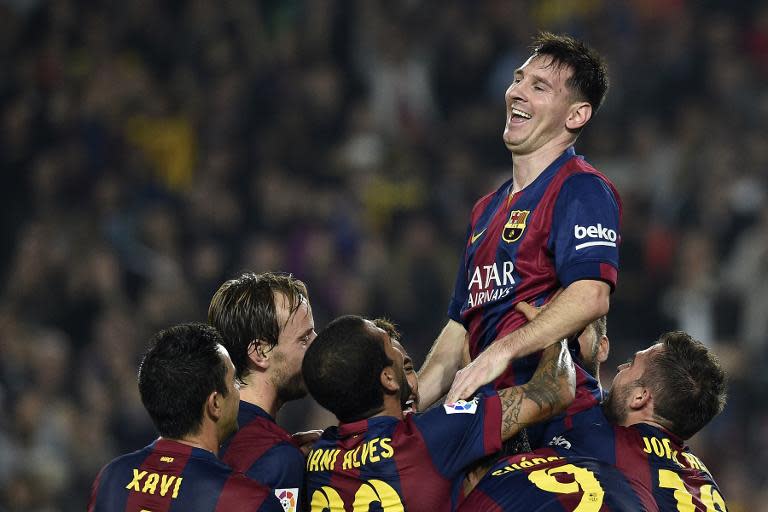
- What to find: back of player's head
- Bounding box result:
[302,315,393,423]
[208,271,308,381]
[138,323,230,439]
[531,32,609,113]
[642,331,727,439]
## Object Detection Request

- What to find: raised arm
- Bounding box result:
[447,279,608,403]
[498,339,575,441]
[417,319,467,410]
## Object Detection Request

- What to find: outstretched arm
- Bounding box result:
[498,339,575,441]
[447,279,608,403]
[417,319,467,410]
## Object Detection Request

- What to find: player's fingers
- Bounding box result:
[515,301,540,321]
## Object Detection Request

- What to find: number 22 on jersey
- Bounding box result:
[310,479,404,512]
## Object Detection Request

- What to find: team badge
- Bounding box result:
[502,210,530,243]
[443,398,479,415]
[275,488,298,512]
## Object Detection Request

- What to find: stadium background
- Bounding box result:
[1,0,767,509]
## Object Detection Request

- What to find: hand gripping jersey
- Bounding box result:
[220,401,305,511]
[448,146,621,416]
[88,438,283,512]
[304,393,502,511]
[547,405,728,512]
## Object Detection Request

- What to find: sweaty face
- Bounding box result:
[503,55,579,156]
[270,294,316,403]
[392,339,419,413]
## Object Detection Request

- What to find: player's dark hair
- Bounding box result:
[208,271,308,382]
[641,331,727,439]
[303,315,393,423]
[531,32,609,113]
[373,317,400,342]
[138,323,229,439]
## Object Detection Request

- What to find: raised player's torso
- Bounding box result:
[452,147,620,393]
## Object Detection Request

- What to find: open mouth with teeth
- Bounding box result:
[510,107,532,120]
[403,397,417,414]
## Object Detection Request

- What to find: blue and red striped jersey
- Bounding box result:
[495,406,728,511]
[527,338,604,449]
[448,146,621,409]
[305,393,502,511]
[88,438,283,512]
[459,449,648,511]
[220,401,304,511]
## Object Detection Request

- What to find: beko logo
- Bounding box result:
[573,224,617,250]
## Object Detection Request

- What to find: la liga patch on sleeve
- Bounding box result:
[443,398,479,415]
[275,488,299,512]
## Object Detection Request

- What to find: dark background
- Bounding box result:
[1,0,766,509]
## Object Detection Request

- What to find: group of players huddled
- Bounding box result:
[89,33,729,511]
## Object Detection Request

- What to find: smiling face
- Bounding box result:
[503,54,585,156]
[369,322,412,412]
[392,339,419,413]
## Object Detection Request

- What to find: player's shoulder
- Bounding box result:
[98,444,154,477]
[221,472,285,511]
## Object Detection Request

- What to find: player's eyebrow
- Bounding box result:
[513,68,554,89]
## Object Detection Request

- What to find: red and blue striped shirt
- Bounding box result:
[449,146,621,409]
[305,393,502,511]
[88,438,283,512]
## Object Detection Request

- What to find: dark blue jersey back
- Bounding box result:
[89,438,283,512]
[220,401,304,511]
[305,393,502,512]
[534,405,728,511]
[460,449,648,511]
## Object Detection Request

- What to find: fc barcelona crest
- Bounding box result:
[502,210,530,243]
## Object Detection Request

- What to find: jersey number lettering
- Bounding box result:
[528,464,605,511]
[310,479,404,512]
[658,469,727,511]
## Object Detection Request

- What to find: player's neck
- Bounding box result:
[510,139,574,193]
[238,377,281,418]
[167,429,220,455]
[371,397,405,421]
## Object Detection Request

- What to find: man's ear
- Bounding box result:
[597,335,610,364]
[206,390,223,421]
[380,367,398,393]
[248,340,271,370]
[628,385,651,411]
[565,102,592,131]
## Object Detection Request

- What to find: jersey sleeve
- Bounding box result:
[413,392,502,478]
[448,223,472,322]
[549,173,621,290]
[243,443,305,495]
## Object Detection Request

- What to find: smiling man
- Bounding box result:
[420,33,622,426]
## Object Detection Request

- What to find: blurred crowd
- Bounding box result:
[1,0,767,510]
